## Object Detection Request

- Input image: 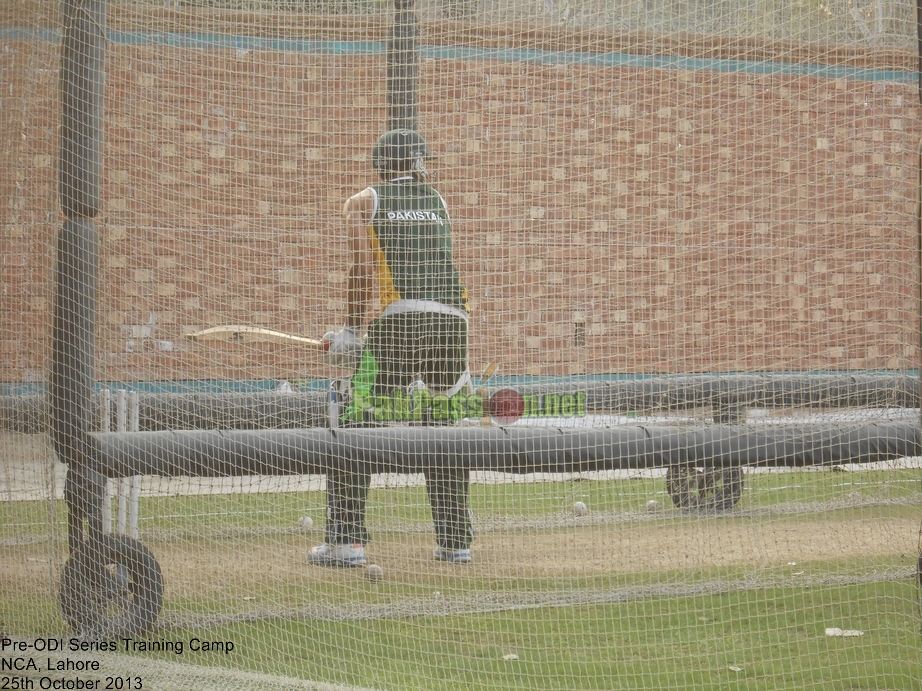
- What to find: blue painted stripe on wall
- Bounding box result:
[1,26,916,83]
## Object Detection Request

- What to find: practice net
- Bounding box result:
[2,0,922,689]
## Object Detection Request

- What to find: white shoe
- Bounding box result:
[308,543,367,567]
[433,547,472,563]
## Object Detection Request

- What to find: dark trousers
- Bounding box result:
[324,312,473,550]
[325,466,473,550]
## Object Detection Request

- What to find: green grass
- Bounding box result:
[4,549,919,689]
[97,579,922,691]
[3,468,920,690]
[2,466,919,542]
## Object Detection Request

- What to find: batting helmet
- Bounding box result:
[371,129,431,179]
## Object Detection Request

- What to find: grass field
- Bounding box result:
[3,465,920,539]
[117,579,921,691]
[5,571,920,690]
[2,465,921,690]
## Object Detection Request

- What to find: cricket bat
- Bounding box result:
[185,325,323,348]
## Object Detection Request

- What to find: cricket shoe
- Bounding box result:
[308,543,367,567]
[433,547,472,563]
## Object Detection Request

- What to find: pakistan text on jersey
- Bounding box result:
[350,389,587,422]
[385,210,445,224]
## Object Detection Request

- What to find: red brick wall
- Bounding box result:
[0,35,59,386]
[1,19,919,384]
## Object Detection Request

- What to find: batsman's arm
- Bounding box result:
[343,189,375,332]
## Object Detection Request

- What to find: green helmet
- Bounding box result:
[371,129,431,179]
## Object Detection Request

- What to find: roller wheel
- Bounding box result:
[666,465,743,512]
[59,533,163,639]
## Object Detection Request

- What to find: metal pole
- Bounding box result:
[387,0,419,132]
[100,388,112,533]
[917,0,922,428]
[128,390,141,539]
[52,0,107,552]
[116,389,128,534]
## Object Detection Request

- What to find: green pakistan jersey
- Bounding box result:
[368,177,470,314]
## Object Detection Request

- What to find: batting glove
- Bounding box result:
[322,327,364,369]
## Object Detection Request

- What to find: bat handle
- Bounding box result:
[478,387,492,426]
[328,381,342,429]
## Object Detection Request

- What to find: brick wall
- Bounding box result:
[1,14,919,384]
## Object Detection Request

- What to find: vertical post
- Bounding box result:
[116,389,128,534]
[115,389,129,535]
[116,388,128,433]
[128,478,141,539]
[116,480,129,534]
[128,391,140,538]
[100,388,112,533]
[99,388,110,432]
[52,0,107,552]
[387,0,419,132]
[99,389,112,533]
[129,389,140,433]
[917,0,922,428]
[102,484,113,533]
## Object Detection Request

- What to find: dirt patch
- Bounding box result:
[6,511,914,608]
[145,515,916,596]
[478,515,917,576]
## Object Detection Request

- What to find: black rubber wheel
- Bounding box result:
[59,533,163,639]
[666,465,743,512]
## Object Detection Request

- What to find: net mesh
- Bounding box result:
[2,1,921,689]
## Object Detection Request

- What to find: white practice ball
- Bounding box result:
[573,501,588,517]
[366,564,384,582]
[646,499,660,513]
[298,516,314,529]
